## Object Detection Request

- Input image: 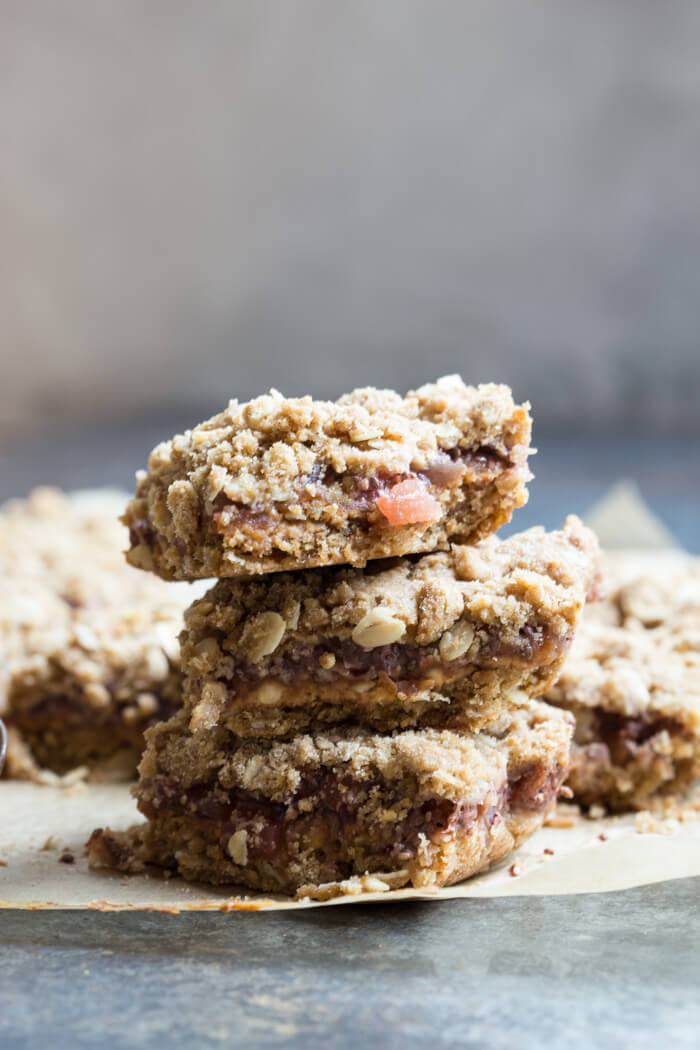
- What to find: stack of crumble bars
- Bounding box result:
[89,377,600,896]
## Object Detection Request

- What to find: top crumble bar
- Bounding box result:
[124,376,532,580]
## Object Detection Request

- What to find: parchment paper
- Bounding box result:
[1,484,698,911]
[1,781,699,911]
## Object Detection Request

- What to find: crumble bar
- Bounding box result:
[180,516,600,737]
[546,621,700,811]
[0,488,199,777]
[124,377,532,580]
[87,700,573,895]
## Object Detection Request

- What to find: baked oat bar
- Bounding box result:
[0,488,200,778]
[124,377,532,580]
[3,604,185,778]
[546,621,700,812]
[87,699,573,895]
[180,516,600,738]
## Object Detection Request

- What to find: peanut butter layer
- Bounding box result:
[0,488,202,778]
[87,700,573,895]
[124,376,532,580]
[546,621,700,812]
[180,517,600,737]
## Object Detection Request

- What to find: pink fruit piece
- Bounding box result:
[375,478,442,526]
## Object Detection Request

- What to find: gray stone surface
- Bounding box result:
[1,881,699,1050]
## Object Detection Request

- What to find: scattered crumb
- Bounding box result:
[296,869,409,901]
[545,815,577,829]
[0,859,7,867]
[543,848,555,856]
[59,852,75,865]
[641,786,700,823]
[219,898,270,912]
[597,833,608,842]
[509,863,521,877]
[544,801,581,829]
[41,836,58,851]
[635,811,682,835]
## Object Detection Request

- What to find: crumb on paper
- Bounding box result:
[295,870,409,902]
[543,848,555,856]
[0,859,8,867]
[634,787,700,832]
[61,766,90,787]
[219,898,271,912]
[635,812,681,836]
[545,802,581,829]
[653,787,700,822]
[41,836,59,851]
[59,851,75,864]
[635,810,655,833]
[597,833,609,842]
[509,863,521,878]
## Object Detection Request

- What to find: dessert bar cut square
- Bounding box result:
[0,488,200,778]
[87,700,573,895]
[179,516,600,738]
[124,376,532,580]
[546,621,700,812]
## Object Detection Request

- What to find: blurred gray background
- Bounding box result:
[2,0,700,439]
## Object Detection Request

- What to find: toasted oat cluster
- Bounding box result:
[0,488,201,778]
[87,700,573,895]
[124,377,532,580]
[180,516,600,738]
[547,561,700,812]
